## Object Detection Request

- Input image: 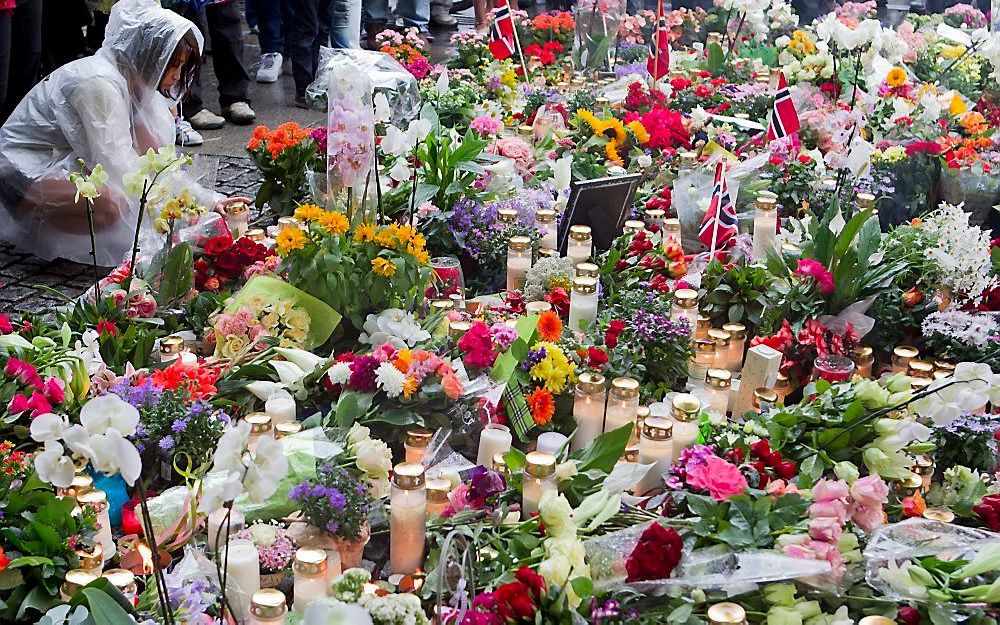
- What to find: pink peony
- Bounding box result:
[808,517,843,543]
[850,475,889,508]
[686,455,748,501]
[794,258,835,294]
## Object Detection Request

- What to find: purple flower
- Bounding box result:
[348,355,380,392]
[521,346,548,371]
[159,436,175,452]
[327,488,347,510]
[468,467,507,509]
[171,418,188,433]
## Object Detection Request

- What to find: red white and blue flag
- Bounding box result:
[646,0,671,80]
[488,0,516,60]
[766,72,800,141]
[699,161,738,251]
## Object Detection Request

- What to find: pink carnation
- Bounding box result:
[686,455,748,501]
[794,258,835,294]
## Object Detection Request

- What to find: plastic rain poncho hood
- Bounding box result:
[0,0,207,265]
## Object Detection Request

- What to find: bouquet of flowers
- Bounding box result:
[195,234,273,293]
[233,521,297,581]
[247,122,317,215]
[377,28,431,79]
[291,465,372,540]
[211,296,311,357]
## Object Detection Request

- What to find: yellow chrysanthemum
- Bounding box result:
[354,223,377,242]
[941,44,966,59]
[372,257,397,277]
[293,203,326,221]
[412,248,430,265]
[886,67,906,88]
[528,341,577,394]
[627,120,650,145]
[275,227,308,255]
[374,229,397,248]
[605,142,623,165]
[402,376,418,399]
[316,210,350,235]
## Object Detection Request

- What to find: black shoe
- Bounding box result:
[450,0,473,11]
[294,95,309,109]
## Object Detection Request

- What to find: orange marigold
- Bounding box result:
[526,386,555,426]
[537,310,563,341]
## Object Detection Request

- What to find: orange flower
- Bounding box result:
[526,386,555,426]
[442,372,464,400]
[402,376,419,399]
[901,491,926,518]
[393,348,413,373]
[537,310,563,341]
[0,546,9,571]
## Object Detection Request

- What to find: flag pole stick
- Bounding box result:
[651,0,661,91]
[510,13,532,82]
[708,163,723,260]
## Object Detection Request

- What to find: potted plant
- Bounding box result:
[290,465,373,569]
[233,521,297,589]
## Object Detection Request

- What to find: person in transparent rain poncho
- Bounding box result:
[0,0,248,266]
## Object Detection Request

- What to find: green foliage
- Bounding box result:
[154,242,193,307]
[686,491,809,550]
[698,259,773,336]
[57,296,161,372]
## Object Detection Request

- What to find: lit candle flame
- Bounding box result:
[137,542,154,575]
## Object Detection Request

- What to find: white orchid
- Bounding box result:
[70,329,105,375]
[79,392,140,436]
[213,420,251,474]
[911,362,997,426]
[35,441,77,488]
[243,436,288,502]
[30,413,68,442]
[359,309,430,348]
[373,92,391,124]
[199,419,289,513]
[872,417,931,453]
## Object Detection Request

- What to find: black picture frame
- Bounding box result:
[557,173,644,254]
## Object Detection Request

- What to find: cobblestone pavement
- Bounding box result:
[0,155,264,315]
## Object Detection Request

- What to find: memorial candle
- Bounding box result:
[506,236,533,293]
[426,478,452,518]
[566,225,592,265]
[292,548,328,613]
[572,373,606,451]
[476,423,512,467]
[851,346,874,379]
[568,277,599,332]
[890,345,919,374]
[522,451,557,516]
[721,323,746,372]
[535,209,558,250]
[636,418,673,496]
[265,393,296,425]
[688,339,716,389]
[671,289,698,334]
[223,539,261,624]
[77,490,115,560]
[246,412,273,455]
[605,377,640,435]
[249,588,287,625]
[670,393,702,457]
[404,428,434,464]
[752,196,778,261]
[207,507,246,553]
[390,463,426,576]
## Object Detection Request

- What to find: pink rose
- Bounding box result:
[766,479,799,498]
[782,540,817,560]
[811,479,850,503]
[808,517,843,543]
[686,456,748,501]
[808,500,849,525]
[811,540,847,580]
[849,503,885,532]
[850,476,889,508]
[42,378,65,404]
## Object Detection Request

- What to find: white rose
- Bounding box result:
[346,423,371,447]
[250,523,278,546]
[538,554,571,587]
[355,439,392,478]
[538,491,575,540]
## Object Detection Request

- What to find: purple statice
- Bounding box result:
[159,436,175,452]
[632,309,689,343]
[615,62,648,79]
[521,346,548,371]
[938,412,1000,435]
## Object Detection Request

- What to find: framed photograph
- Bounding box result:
[557,173,643,253]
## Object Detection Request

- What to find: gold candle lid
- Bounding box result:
[933,370,952,380]
[498,208,518,224]
[852,346,873,365]
[60,473,94,498]
[274,421,302,439]
[251,588,287,620]
[610,377,640,398]
[575,262,600,278]
[160,335,185,356]
[694,338,716,354]
[922,508,955,523]
[644,208,665,220]
[570,78,585,87]
[517,125,533,137]
[508,235,532,252]
[753,387,779,406]
[708,328,731,348]
[569,225,592,241]
[449,320,473,339]
[524,451,556,478]
[621,445,639,463]
[934,360,955,372]
[427,478,452,503]
[907,360,934,376]
[755,196,777,211]
[525,301,552,313]
[392,462,426,489]
[774,372,789,389]
[623,219,646,234]
[912,454,933,476]
[678,151,698,166]
[77,489,108,511]
[572,276,598,295]
[75,544,104,570]
[102,568,136,592]
[227,201,249,216]
[642,417,673,441]
[708,602,747,625]
[538,247,560,259]
[696,315,712,332]
[577,372,606,394]
[663,217,681,234]
[405,428,434,448]
[674,288,698,308]
[246,228,266,242]
[671,393,702,421]
[855,192,876,208]
[246,412,272,434]
[892,345,919,362]
[896,474,924,491]
[595,97,610,107]
[706,368,732,389]
[722,322,746,340]
[61,569,98,597]
[910,376,932,391]
[636,405,650,421]
[276,216,299,231]
[535,208,556,224]
[431,299,455,312]
[492,452,512,477]
[293,547,328,576]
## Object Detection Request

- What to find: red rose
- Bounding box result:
[193,259,210,275]
[604,331,618,349]
[234,237,266,263]
[203,276,221,292]
[625,522,682,582]
[0,314,12,334]
[514,567,546,598]
[588,346,608,368]
[204,234,234,257]
[213,250,242,277]
[897,607,922,625]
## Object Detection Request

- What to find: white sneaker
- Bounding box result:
[175,119,204,147]
[256,52,282,83]
[224,101,257,125]
[188,109,226,130]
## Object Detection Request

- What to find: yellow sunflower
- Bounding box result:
[293,203,325,221]
[886,67,906,88]
[372,257,397,277]
[316,210,350,235]
[627,120,650,145]
[605,142,624,166]
[354,223,377,242]
[576,109,601,134]
[275,227,308,255]
[600,118,627,145]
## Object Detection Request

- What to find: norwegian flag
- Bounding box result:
[646,0,670,80]
[766,72,800,141]
[698,162,738,251]
[488,0,516,60]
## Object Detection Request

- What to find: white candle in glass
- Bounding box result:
[890,345,919,374]
[572,373,606,451]
[76,490,115,560]
[752,196,778,261]
[477,423,512,467]
[404,428,434,465]
[644,208,665,231]
[246,413,272,455]
[535,431,568,455]
[426,478,452,518]
[670,289,698,334]
[506,236,533,293]
[697,369,732,419]
[670,393,702,458]
[265,393,296,425]
[390,463,426,576]
[535,209,558,250]
[688,339,716,390]
[248,588,287,625]
[636,418,673,496]
[708,329,732,370]
[292,548,328,613]
[324,547,342,585]
[75,544,104,577]
[60,570,98,602]
[722,323,747,372]
[522,451,557,516]
[223,539,261,624]
[207,507,246,553]
[605,377,640,435]
[566,225,592,265]
[662,218,682,250]
[568,277,599,332]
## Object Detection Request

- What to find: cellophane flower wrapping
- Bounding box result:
[572,0,626,71]
[327,65,376,212]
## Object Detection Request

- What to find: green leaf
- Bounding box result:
[569,577,593,601]
[667,603,694,624]
[799,454,825,481]
[155,242,193,306]
[80,588,136,624]
[572,424,632,474]
[504,448,527,470]
[706,42,725,75]
[6,556,54,569]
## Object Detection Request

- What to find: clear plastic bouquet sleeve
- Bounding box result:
[306,48,420,126]
[584,520,831,595]
[863,518,1000,602]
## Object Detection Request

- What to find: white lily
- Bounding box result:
[271,360,307,387]
[246,381,285,402]
[274,347,327,375]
